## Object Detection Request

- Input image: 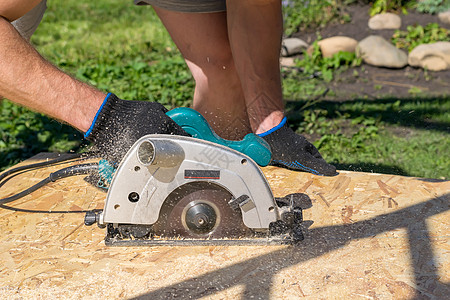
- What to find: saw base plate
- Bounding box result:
[104,222,304,246]
[104,235,298,246]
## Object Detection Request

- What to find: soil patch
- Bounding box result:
[292,4,450,101]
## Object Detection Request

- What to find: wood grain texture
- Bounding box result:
[0,153,448,299]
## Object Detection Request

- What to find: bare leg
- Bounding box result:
[153,7,251,140]
[224,0,336,175]
[226,0,284,134]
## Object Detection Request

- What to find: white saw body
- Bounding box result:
[87,134,303,246]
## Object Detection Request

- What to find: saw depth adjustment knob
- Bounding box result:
[84,211,97,226]
[84,210,105,228]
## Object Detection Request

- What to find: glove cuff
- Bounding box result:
[257,117,287,137]
[84,92,119,141]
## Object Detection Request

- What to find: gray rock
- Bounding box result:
[438,10,450,25]
[307,36,358,58]
[281,38,309,56]
[356,35,408,68]
[408,42,450,71]
[368,13,402,30]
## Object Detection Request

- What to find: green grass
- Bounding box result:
[283,0,353,36]
[0,100,83,167]
[392,23,450,52]
[416,0,450,14]
[1,0,449,180]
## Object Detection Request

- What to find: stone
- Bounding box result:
[368,13,402,30]
[307,36,358,58]
[408,42,450,71]
[281,38,309,56]
[356,35,408,68]
[280,57,296,67]
[438,10,450,25]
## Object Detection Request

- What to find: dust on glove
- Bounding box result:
[259,117,337,176]
[84,93,189,163]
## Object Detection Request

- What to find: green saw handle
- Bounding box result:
[166,107,272,167]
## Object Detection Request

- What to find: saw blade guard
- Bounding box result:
[99,134,279,231]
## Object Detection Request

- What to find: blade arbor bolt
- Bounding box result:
[185,203,217,234]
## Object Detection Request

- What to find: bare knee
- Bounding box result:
[0,0,42,21]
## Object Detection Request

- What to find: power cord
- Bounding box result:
[0,154,100,214]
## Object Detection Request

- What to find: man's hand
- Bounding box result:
[260,118,337,176]
[84,93,189,163]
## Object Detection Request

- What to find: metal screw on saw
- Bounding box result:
[128,192,140,203]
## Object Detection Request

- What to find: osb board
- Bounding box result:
[0,153,448,299]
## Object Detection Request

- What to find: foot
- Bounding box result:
[260,119,337,176]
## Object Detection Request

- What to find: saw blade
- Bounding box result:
[152,182,251,239]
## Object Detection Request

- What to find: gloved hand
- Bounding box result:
[259,117,337,176]
[84,93,189,163]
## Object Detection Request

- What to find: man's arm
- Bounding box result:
[0,1,105,132]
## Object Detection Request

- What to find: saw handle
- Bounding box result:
[166,107,272,166]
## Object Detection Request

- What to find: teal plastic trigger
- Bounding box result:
[166,107,272,167]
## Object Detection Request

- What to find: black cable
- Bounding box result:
[0,205,102,214]
[1,177,51,204]
[0,163,99,213]
[0,153,83,182]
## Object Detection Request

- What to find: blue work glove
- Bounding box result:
[258,117,337,176]
[84,93,189,163]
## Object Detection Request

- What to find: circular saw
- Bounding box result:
[85,134,304,246]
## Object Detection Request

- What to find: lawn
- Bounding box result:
[1,0,449,179]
